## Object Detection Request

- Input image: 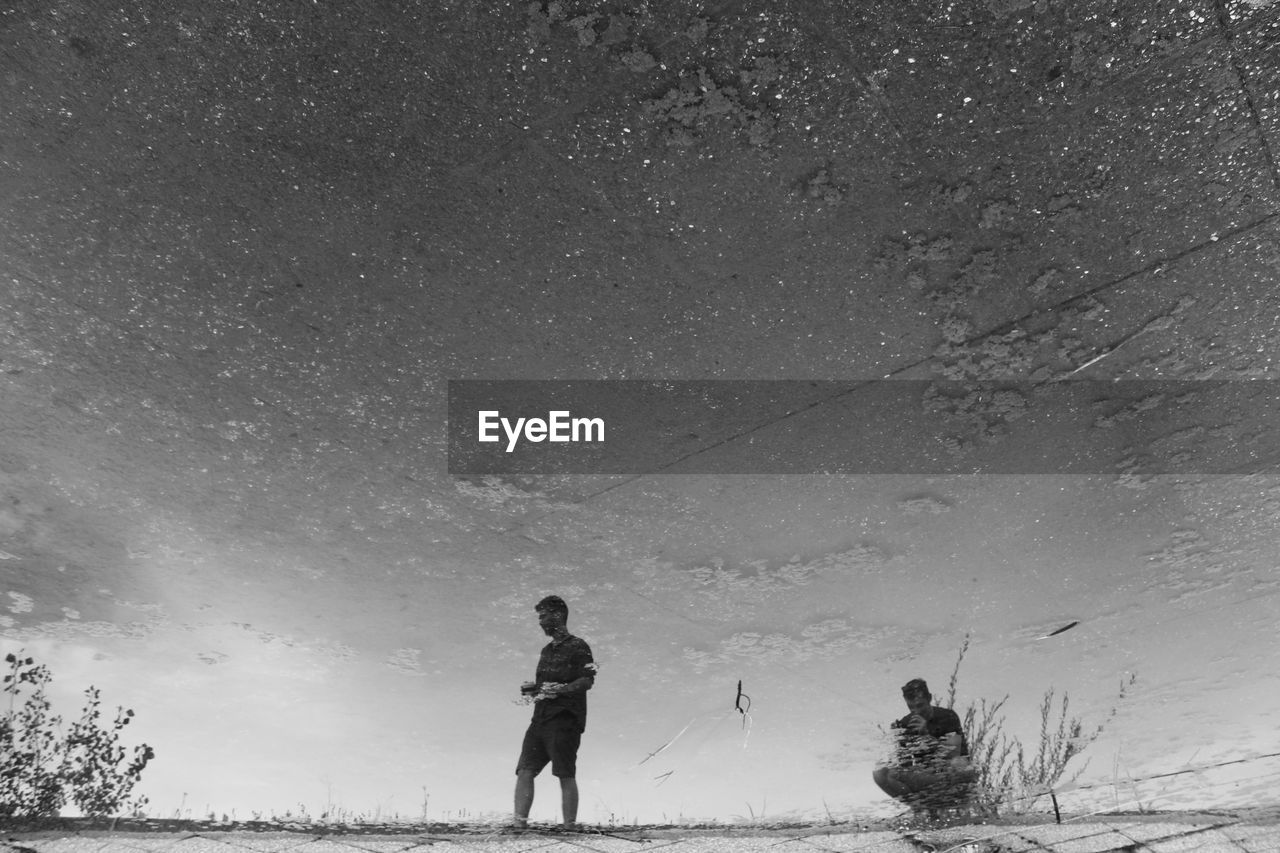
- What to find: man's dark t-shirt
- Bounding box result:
[892,706,968,767]
[532,634,595,733]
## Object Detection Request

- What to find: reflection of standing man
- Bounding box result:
[514,595,597,830]
[872,678,975,809]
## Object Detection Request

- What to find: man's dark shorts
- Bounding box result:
[516,713,581,779]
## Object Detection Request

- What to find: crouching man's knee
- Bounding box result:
[872,765,901,796]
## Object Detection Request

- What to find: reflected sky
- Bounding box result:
[4,0,1280,826]
[5,472,1279,822]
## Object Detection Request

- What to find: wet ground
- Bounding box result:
[6,812,1280,853]
[2,0,1280,823]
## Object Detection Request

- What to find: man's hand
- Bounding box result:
[538,681,568,698]
[904,714,929,734]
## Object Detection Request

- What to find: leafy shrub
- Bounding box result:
[1,651,155,818]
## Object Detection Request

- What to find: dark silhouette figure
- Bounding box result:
[513,595,596,829]
[872,678,976,817]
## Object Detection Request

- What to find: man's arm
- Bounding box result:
[936,709,966,757]
[544,675,594,695]
[541,644,596,695]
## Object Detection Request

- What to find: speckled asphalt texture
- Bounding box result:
[5,818,1280,853]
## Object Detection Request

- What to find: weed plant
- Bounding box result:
[944,635,1135,817]
[1,651,155,818]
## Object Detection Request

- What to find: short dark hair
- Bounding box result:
[535,595,568,617]
[902,678,930,699]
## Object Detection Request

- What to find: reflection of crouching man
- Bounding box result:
[872,678,976,812]
[514,595,596,830]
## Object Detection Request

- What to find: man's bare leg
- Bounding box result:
[873,767,951,804]
[514,770,535,827]
[559,777,579,827]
